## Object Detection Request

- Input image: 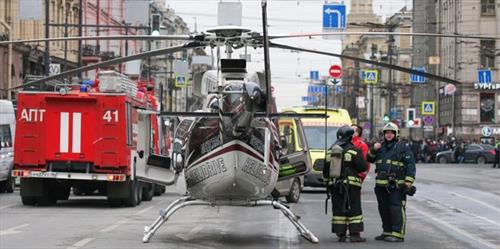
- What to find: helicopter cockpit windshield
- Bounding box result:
[222,83,245,114]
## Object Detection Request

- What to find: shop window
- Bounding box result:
[480,93,495,123]
[480,40,495,68]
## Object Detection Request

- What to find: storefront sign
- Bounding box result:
[474,82,500,90]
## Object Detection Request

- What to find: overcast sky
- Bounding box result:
[165,0,410,109]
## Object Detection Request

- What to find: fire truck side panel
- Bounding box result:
[14,94,47,167]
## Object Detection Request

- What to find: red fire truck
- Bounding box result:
[12,71,177,207]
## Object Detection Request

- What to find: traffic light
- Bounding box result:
[151,14,161,36]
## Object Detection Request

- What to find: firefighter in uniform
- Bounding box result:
[325,126,367,242]
[367,122,416,242]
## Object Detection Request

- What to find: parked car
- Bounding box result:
[435,144,496,164]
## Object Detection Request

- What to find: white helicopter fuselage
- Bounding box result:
[185,138,279,204]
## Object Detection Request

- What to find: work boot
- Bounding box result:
[374,234,387,241]
[384,235,404,242]
[349,233,366,242]
[336,233,347,242]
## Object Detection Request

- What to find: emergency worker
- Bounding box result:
[351,125,370,181]
[367,122,416,242]
[325,126,367,242]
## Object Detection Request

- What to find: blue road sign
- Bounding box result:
[323,4,346,29]
[477,69,492,84]
[364,70,378,84]
[335,85,343,94]
[308,85,326,94]
[411,67,427,84]
[302,96,318,102]
[310,70,319,81]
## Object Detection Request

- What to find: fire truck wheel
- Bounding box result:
[37,194,56,206]
[142,183,154,201]
[56,187,71,200]
[125,180,141,207]
[108,198,123,207]
[5,175,15,193]
[21,196,36,206]
[153,184,166,196]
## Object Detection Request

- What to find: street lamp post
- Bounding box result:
[369,43,378,140]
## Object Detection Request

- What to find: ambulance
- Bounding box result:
[280,106,351,187]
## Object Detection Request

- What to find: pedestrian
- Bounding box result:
[493,140,500,168]
[454,143,465,163]
[367,122,416,242]
[351,124,370,181]
[324,126,368,242]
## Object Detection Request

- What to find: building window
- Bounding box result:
[481,0,496,16]
[480,93,495,123]
[480,40,496,68]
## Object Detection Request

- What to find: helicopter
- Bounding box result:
[2,0,498,245]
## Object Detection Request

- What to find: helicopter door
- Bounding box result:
[277,118,312,181]
[135,111,177,185]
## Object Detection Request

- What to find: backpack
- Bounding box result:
[324,144,343,179]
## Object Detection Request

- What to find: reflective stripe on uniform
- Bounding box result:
[332,216,348,224]
[348,215,363,224]
[405,176,414,183]
[347,176,363,187]
[347,149,358,155]
[376,179,388,185]
[391,231,404,238]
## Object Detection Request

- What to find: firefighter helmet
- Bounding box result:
[337,125,354,141]
[382,122,400,138]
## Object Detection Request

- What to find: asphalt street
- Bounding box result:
[1,163,499,249]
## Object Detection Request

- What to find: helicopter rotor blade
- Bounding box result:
[269,31,500,40]
[269,42,461,85]
[0,35,193,46]
[10,41,205,90]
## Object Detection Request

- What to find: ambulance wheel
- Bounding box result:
[286,178,301,203]
[21,196,36,206]
[142,183,154,201]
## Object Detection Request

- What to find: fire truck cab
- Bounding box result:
[13,71,177,206]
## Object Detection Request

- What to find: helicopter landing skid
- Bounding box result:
[142,196,319,244]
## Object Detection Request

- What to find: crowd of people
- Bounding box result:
[366,136,492,164]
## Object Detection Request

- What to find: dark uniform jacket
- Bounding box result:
[326,141,367,188]
[367,140,416,187]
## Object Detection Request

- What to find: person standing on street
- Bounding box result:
[324,126,368,242]
[493,140,500,168]
[367,122,416,242]
[351,125,370,181]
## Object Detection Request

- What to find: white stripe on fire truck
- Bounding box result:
[72,113,82,153]
[60,112,69,153]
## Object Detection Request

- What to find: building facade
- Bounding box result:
[437,0,500,139]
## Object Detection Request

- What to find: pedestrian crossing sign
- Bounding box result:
[175,74,188,88]
[364,70,378,84]
[421,101,435,115]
